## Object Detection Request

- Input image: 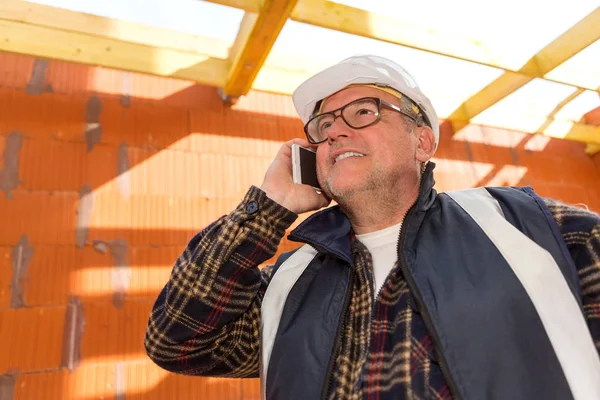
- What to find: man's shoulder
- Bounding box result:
[445,185,600,234]
[541,197,600,237]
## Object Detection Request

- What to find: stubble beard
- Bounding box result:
[321,164,400,209]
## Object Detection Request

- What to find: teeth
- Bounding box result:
[335,152,364,163]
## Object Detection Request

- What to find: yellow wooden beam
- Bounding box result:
[585,144,600,155]
[448,7,600,132]
[223,0,299,98]
[0,1,232,86]
[206,0,262,13]
[0,19,228,84]
[206,0,600,92]
[538,118,600,146]
[291,0,499,67]
[292,1,600,92]
[2,0,598,148]
[0,0,231,58]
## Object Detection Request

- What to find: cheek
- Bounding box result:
[315,147,329,169]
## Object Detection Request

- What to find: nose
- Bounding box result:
[325,115,354,144]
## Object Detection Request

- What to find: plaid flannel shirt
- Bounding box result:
[144,186,600,399]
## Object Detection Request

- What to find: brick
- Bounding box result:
[223,109,281,157]
[585,188,600,214]
[241,378,261,400]
[0,306,66,373]
[98,101,188,150]
[124,361,242,400]
[149,195,227,245]
[127,246,180,297]
[232,89,297,119]
[14,364,116,400]
[191,109,284,158]
[129,149,195,198]
[71,245,177,301]
[0,247,11,308]
[158,83,223,111]
[484,165,528,187]
[541,137,580,156]
[88,190,236,246]
[132,104,189,151]
[462,141,488,164]
[198,153,269,199]
[278,118,306,142]
[0,89,87,142]
[0,191,78,246]
[97,97,138,147]
[129,72,193,104]
[25,246,82,307]
[19,138,86,192]
[19,360,241,400]
[0,134,5,157]
[452,124,528,148]
[85,188,133,245]
[80,300,154,365]
[0,53,34,89]
[74,245,178,301]
[73,246,112,301]
[45,60,99,95]
[433,159,482,190]
[83,143,120,190]
[593,152,600,174]
[189,110,229,154]
[547,185,591,207]
[122,361,169,399]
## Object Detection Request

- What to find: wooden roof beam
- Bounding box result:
[220,0,299,100]
[448,7,600,133]
[207,0,599,92]
[1,0,598,149]
[0,0,230,86]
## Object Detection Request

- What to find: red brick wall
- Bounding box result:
[0,53,599,399]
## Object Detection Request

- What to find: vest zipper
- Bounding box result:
[396,181,461,399]
[320,269,354,400]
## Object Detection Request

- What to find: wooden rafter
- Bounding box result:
[448,7,600,132]
[208,0,600,92]
[222,0,299,98]
[0,0,230,86]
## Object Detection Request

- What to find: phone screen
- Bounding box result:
[292,145,320,190]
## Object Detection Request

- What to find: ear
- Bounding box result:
[415,126,436,162]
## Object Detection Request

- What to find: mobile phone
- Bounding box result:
[291,144,320,190]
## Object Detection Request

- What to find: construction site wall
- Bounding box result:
[0,53,599,400]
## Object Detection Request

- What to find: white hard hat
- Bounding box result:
[292,55,440,149]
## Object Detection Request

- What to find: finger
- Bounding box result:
[278,138,314,162]
[284,138,312,149]
[316,192,331,209]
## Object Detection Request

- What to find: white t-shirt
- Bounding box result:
[355,222,402,298]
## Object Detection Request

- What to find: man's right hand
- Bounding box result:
[260,139,331,215]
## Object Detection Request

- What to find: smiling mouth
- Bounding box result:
[334,152,365,164]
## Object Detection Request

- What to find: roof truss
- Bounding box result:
[0,0,598,151]
[222,0,299,99]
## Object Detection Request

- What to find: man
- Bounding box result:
[145,55,600,399]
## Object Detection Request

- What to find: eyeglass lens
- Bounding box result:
[306,98,380,143]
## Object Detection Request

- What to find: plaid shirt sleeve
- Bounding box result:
[144,186,298,377]
[544,198,600,353]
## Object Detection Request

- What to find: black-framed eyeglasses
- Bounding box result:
[303,97,421,144]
